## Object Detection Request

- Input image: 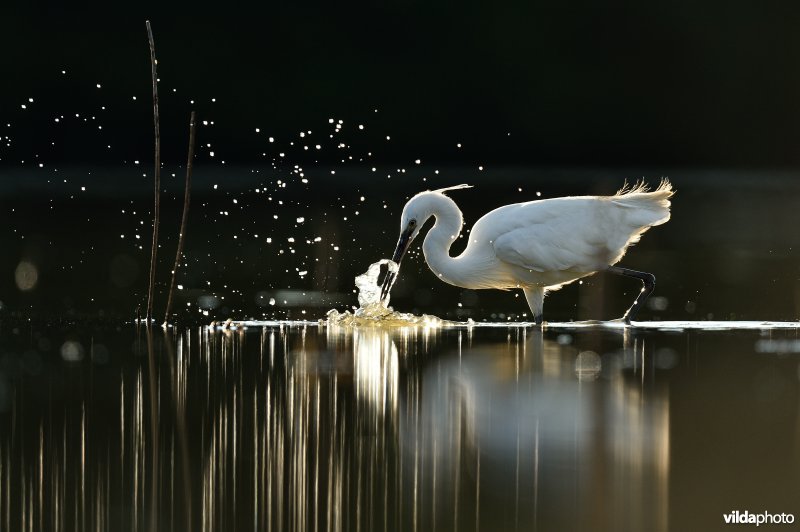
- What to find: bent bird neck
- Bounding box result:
[422,199,463,282]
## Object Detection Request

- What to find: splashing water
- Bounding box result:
[356,259,397,308]
[327,259,448,327]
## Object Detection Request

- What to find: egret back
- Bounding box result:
[476,180,673,280]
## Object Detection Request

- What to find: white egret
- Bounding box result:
[380,181,674,324]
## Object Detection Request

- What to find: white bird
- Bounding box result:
[380,181,674,324]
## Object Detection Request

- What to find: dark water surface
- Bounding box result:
[1,320,798,531]
[3,165,800,531]
[4,167,800,323]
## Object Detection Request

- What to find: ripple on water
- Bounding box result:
[326,303,449,327]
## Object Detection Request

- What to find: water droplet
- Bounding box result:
[14,261,38,291]
[60,341,84,362]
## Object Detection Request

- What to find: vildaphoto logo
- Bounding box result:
[723,510,795,526]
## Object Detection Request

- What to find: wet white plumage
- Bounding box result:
[388,181,673,321]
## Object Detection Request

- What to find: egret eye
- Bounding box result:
[409,219,417,227]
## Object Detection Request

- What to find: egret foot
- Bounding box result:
[533,314,543,326]
[607,266,656,323]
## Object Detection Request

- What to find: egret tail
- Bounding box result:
[611,179,673,229]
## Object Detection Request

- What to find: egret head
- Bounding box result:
[380,185,471,303]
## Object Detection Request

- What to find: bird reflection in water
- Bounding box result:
[0,323,671,531]
[390,328,670,531]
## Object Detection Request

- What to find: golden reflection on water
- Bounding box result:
[0,323,687,530]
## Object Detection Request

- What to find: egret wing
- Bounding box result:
[488,199,610,273]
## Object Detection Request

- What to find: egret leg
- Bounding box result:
[523,287,545,326]
[607,266,656,324]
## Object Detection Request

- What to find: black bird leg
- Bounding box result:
[607,266,656,324]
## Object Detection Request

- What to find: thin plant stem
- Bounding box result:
[163,112,196,327]
[145,20,161,322]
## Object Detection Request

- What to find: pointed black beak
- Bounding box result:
[380,227,413,304]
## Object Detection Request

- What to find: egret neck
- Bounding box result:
[421,194,465,286]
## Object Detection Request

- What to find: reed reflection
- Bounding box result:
[0,323,674,531]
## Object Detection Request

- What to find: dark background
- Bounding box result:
[2,2,800,322]
[4,1,800,167]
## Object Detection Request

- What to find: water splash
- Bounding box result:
[327,259,449,327]
[356,259,397,308]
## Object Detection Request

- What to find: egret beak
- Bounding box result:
[380,227,414,303]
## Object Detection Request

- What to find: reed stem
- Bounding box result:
[145,20,161,322]
[163,112,196,327]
